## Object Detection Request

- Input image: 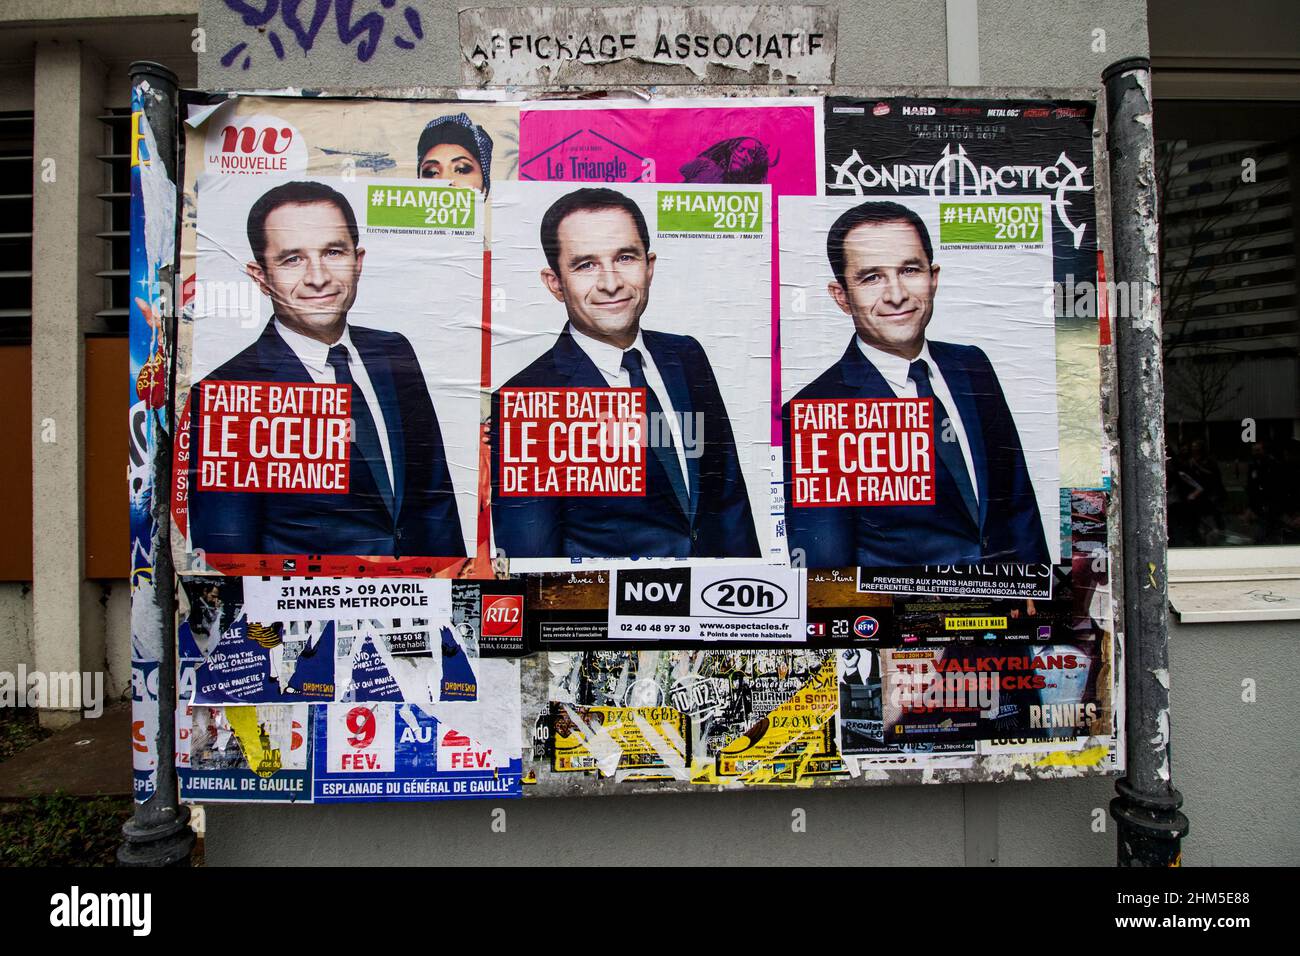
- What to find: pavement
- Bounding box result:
[0,702,133,800]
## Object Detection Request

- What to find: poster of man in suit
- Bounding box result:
[490,181,772,570]
[779,194,1061,592]
[184,173,483,573]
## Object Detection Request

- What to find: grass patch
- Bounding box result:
[0,793,132,867]
[0,709,51,763]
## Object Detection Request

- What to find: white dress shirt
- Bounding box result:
[274,318,396,490]
[568,325,690,498]
[855,336,979,504]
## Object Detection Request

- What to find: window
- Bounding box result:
[0,111,32,579]
[95,107,132,335]
[1155,101,1300,548]
[84,106,133,576]
[0,111,33,345]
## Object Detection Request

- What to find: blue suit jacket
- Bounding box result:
[189,320,465,559]
[491,325,760,559]
[783,337,1049,568]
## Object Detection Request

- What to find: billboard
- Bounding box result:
[161,91,1117,804]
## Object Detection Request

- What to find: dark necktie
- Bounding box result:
[327,344,394,516]
[908,359,978,526]
[621,348,689,515]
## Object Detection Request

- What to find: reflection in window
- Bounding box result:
[1156,101,1300,547]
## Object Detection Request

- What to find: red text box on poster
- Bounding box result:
[498,387,646,496]
[789,398,935,507]
[197,380,352,494]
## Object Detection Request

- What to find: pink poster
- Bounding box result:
[519,99,823,445]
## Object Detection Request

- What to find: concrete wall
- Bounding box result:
[0,2,197,25]
[0,581,131,703]
[29,39,104,727]
[102,581,132,701]
[0,583,34,680]
[195,0,1147,91]
[977,0,1148,87]
[206,617,1300,866]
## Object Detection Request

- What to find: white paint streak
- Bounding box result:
[562,704,623,777]
[631,712,691,781]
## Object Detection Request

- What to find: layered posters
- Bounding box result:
[175,575,525,802]
[543,648,842,785]
[518,99,822,562]
[175,96,520,578]
[779,193,1062,597]
[129,82,175,801]
[312,701,522,803]
[181,576,526,707]
[160,92,1117,803]
[178,695,525,804]
[490,179,772,570]
[823,97,1104,488]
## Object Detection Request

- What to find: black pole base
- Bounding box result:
[1110,778,1189,867]
[117,805,196,868]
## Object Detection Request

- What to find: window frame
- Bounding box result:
[1152,65,1300,593]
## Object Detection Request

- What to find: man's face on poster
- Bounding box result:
[829,218,939,360]
[247,200,365,344]
[541,206,655,350]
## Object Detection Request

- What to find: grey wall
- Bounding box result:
[206,617,1300,866]
[0,581,131,702]
[196,0,1147,92]
[1165,617,1299,866]
[978,0,1148,87]
[0,583,33,680]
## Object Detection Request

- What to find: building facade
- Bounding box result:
[0,0,1295,865]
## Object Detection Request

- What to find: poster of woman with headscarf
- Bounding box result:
[417,112,496,194]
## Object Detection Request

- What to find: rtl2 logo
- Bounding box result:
[482,594,523,639]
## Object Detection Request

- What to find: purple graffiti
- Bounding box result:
[220,0,425,67]
[224,0,279,27]
[219,41,252,70]
[393,5,423,49]
[333,0,383,62]
[404,4,423,37]
[282,0,330,51]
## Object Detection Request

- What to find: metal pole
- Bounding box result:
[1103,56,1189,867]
[119,61,194,867]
